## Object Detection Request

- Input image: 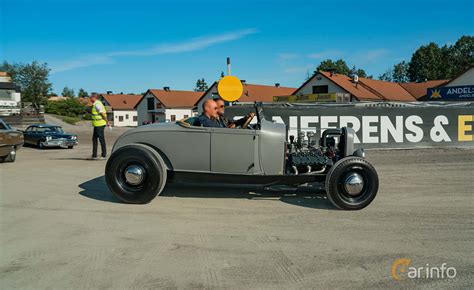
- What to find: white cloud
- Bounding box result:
[353,49,389,63]
[51,28,259,73]
[51,55,114,73]
[277,53,300,60]
[307,50,343,59]
[283,64,314,74]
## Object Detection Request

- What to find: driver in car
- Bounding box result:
[215,98,255,128]
[193,99,221,127]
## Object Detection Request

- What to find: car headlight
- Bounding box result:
[46,136,52,141]
[71,135,77,140]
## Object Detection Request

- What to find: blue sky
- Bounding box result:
[1,0,473,94]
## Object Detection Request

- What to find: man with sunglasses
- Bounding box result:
[215,98,255,128]
[193,99,221,127]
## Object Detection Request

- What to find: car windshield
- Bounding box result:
[0,121,12,130]
[38,127,64,133]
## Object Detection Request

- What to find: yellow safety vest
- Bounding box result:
[91,100,107,127]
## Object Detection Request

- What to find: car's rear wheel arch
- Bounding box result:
[136,142,173,171]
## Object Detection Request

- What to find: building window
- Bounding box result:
[133,116,137,122]
[147,98,154,110]
[156,102,162,109]
[312,85,329,94]
[184,115,189,118]
[126,114,129,119]
[119,116,124,122]
[171,115,176,121]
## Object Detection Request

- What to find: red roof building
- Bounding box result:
[135,88,203,124]
[98,93,142,127]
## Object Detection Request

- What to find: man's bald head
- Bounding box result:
[202,99,218,118]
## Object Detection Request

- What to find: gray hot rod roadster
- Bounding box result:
[105,104,379,210]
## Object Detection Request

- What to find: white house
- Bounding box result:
[195,81,296,113]
[0,72,21,115]
[100,93,142,127]
[135,88,203,124]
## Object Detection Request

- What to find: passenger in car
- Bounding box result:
[193,99,221,127]
[215,98,255,128]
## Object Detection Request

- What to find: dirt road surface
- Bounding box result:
[1,127,473,288]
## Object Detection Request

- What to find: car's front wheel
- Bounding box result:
[105,144,167,204]
[325,156,378,210]
[5,146,16,162]
[0,146,16,163]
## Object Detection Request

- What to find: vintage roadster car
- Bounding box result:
[106,104,379,210]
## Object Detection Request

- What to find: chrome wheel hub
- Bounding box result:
[124,165,145,185]
[344,173,364,196]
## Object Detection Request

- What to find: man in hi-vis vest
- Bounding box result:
[90,93,109,160]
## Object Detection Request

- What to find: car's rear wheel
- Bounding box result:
[325,156,378,210]
[105,144,167,204]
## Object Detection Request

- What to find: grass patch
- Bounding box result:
[51,114,81,125]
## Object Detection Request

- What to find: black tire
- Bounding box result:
[5,147,16,162]
[37,141,44,149]
[325,157,378,210]
[105,144,167,204]
[67,146,74,149]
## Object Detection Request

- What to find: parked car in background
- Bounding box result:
[0,118,24,162]
[23,124,78,149]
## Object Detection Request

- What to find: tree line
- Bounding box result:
[314,35,473,83]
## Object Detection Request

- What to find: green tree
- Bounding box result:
[378,70,393,81]
[349,65,368,78]
[316,59,368,78]
[44,98,88,117]
[61,86,75,98]
[194,78,208,92]
[392,61,409,82]
[449,36,474,76]
[317,59,351,75]
[408,42,445,82]
[0,61,52,104]
[78,88,89,98]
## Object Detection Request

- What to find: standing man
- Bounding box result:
[90,93,109,160]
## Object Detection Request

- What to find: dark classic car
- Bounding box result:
[106,103,379,210]
[0,118,24,162]
[23,124,78,149]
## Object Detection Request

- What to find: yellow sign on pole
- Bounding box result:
[217,76,243,102]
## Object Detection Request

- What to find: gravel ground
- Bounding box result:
[1,127,473,289]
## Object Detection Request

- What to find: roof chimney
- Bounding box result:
[163,86,170,91]
[275,83,280,88]
[106,91,113,94]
